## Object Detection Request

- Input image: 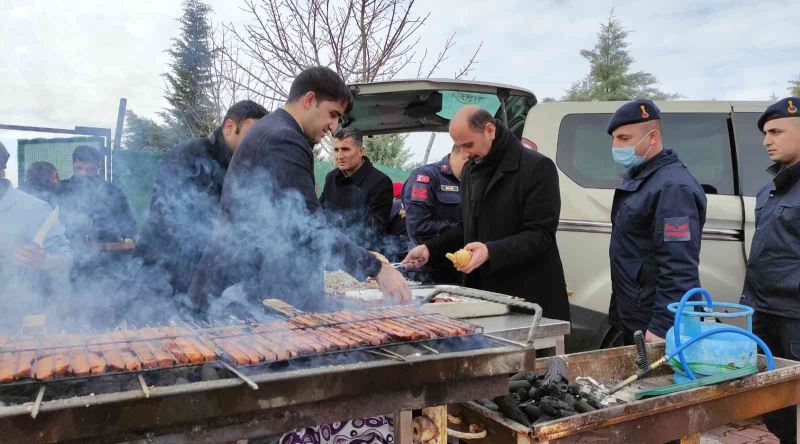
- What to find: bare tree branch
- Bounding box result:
[453,41,482,80]
[212,0,482,110]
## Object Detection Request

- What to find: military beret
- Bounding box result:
[0,142,8,169]
[607,99,661,135]
[758,96,800,132]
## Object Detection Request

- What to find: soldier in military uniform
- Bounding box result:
[402,145,466,283]
[606,99,707,345]
[740,96,800,444]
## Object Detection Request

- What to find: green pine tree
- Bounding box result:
[364,134,412,169]
[162,0,217,138]
[565,12,678,101]
[123,110,181,152]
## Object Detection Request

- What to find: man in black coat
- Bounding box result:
[403,105,570,322]
[319,128,393,251]
[137,100,267,297]
[189,67,410,317]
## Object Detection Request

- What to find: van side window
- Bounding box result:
[556,113,735,195]
[733,112,772,197]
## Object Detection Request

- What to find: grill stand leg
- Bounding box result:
[422,405,448,444]
[394,410,413,444]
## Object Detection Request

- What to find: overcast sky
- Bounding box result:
[2,0,798,185]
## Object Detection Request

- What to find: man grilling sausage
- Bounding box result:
[189,66,410,316]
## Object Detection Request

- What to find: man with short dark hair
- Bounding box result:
[137,100,267,298]
[404,105,570,322]
[58,145,137,308]
[190,66,410,316]
[319,128,393,251]
[740,96,800,444]
[59,145,137,249]
[21,161,60,206]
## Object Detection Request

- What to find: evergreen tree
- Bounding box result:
[162,0,217,138]
[565,12,678,101]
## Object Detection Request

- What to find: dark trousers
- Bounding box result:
[753,311,800,444]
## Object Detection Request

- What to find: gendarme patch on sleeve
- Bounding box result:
[411,185,429,202]
[664,216,691,242]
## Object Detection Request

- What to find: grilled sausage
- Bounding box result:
[68,348,92,376]
[173,337,204,364]
[15,350,36,379]
[86,352,107,374]
[216,338,250,365]
[34,355,54,380]
[53,353,71,376]
[255,335,291,361]
[0,353,18,382]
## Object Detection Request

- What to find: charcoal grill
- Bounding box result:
[0,300,542,443]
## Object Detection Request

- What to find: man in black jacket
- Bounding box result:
[403,105,570,322]
[137,100,267,298]
[319,128,393,251]
[189,67,409,316]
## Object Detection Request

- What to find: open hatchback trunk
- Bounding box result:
[345,79,537,137]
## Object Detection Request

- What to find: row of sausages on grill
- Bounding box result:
[212,313,474,365]
[0,326,217,382]
[0,310,473,381]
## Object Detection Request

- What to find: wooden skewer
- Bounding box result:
[420,344,440,355]
[32,207,59,248]
[220,361,258,390]
[31,385,45,419]
[137,374,150,398]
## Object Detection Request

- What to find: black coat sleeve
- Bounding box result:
[108,183,137,238]
[365,176,393,237]
[425,224,465,260]
[484,156,560,272]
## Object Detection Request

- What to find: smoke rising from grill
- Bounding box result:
[0,142,399,335]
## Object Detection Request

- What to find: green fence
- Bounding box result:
[17,136,106,182]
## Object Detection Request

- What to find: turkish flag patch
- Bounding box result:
[664,216,691,242]
[416,174,430,184]
[411,185,429,202]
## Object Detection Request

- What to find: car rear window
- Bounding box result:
[556,112,735,195]
[733,112,772,197]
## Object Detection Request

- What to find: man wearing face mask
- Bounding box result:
[607,99,707,345]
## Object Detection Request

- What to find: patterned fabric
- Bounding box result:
[280,416,394,444]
